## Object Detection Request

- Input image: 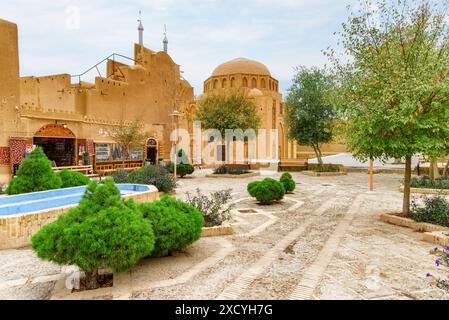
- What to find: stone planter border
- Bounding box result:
[399,186,449,195]
[379,212,449,247]
[205,172,260,179]
[0,187,160,250]
[302,171,347,177]
[201,225,234,237]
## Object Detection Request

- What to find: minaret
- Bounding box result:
[138,11,144,46]
[163,24,168,53]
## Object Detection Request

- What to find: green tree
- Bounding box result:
[195,94,261,137]
[7,147,62,195]
[32,180,155,289]
[327,0,449,216]
[285,66,335,165]
[195,94,261,164]
[107,119,147,160]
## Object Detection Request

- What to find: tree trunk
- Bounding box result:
[430,158,440,181]
[402,156,412,217]
[443,160,449,177]
[84,269,100,290]
[312,144,323,166]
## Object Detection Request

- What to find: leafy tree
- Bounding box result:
[32,180,155,289]
[286,66,335,165]
[138,196,204,257]
[107,119,147,160]
[7,147,62,195]
[195,93,261,164]
[195,93,261,137]
[327,0,449,216]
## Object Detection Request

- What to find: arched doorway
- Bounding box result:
[33,124,76,167]
[146,138,158,165]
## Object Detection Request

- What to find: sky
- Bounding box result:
[1,0,360,96]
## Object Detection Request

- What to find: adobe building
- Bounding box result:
[0,18,344,183]
[0,18,194,183]
[201,58,299,167]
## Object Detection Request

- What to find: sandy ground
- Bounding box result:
[0,170,448,300]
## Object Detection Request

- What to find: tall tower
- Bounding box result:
[163,24,168,53]
[0,19,20,183]
[138,11,144,46]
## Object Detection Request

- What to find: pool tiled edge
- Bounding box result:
[0,186,160,250]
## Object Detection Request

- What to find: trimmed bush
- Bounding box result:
[113,165,176,193]
[164,149,195,178]
[7,147,62,195]
[165,162,195,178]
[32,180,155,290]
[247,181,259,197]
[138,195,204,257]
[280,173,296,193]
[178,163,195,178]
[58,169,90,188]
[411,195,449,227]
[247,178,285,205]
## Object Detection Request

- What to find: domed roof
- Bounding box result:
[212,58,271,77]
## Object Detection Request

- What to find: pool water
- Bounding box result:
[0,184,154,216]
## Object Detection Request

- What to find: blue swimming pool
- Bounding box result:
[0,184,156,216]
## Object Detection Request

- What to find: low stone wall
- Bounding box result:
[205,172,260,179]
[201,225,234,237]
[302,171,347,177]
[345,167,406,174]
[423,231,449,247]
[380,212,449,246]
[0,189,159,250]
[399,186,449,195]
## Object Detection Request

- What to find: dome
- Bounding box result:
[211,58,271,77]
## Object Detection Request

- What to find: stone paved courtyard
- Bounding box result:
[0,171,448,300]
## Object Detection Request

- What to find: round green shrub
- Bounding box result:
[177,163,194,178]
[7,147,62,195]
[280,173,296,193]
[247,178,285,205]
[247,181,259,197]
[138,195,204,257]
[165,162,195,178]
[32,180,155,289]
[58,169,90,188]
[280,172,293,180]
